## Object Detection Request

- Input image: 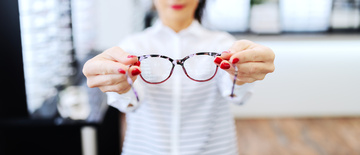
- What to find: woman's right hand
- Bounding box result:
[82,47,141,94]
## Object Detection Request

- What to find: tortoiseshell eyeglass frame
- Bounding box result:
[125,52,238,103]
[137,52,221,84]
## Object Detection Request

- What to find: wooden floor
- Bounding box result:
[235,117,360,155]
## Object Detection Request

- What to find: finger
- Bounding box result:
[236,62,274,76]
[83,58,129,76]
[230,45,275,64]
[235,76,257,83]
[219,51,232,60]
[128,66,142,78]
[87,74,127,88]
[214,56,223,65]
[219,60,232,70]
[90,66,141,89]
[251,73,266,81]
[229,73,256,84]
[237,72,267,81]
[229,48,269,64]
[218,60,237,76]
[98,67,140,94]
[103,46,139,66]
[99,83,132,94]
[228,40,255,52]
[226,40,255,63]
[221,40,256,61]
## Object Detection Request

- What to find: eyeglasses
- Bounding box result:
[138,52,221,84]
[125,52,239,103]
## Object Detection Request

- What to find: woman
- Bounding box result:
[83,0,275,154]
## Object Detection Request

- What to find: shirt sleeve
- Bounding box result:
[106,79,144,113]
[214,32,254,105]
[106,36,145,113]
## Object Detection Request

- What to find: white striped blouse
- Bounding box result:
[107,20,253,155]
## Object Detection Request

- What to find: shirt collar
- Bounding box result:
[151,19,205,37]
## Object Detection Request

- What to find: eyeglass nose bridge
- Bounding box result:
[172,59,184,66]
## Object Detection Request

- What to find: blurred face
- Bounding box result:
[154,0,199,22]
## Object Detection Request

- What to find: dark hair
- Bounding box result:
[194,0,206,23]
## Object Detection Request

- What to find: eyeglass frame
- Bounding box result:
[126,52,239,102]
[137,52,221,84]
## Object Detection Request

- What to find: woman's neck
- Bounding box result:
[162,18,194,33]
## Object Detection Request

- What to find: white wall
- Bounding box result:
[94,0,134,51]
[92,1,360,118]
[231,37,360,118]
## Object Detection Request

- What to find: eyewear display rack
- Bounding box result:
[0,0,121,155]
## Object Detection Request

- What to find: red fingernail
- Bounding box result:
[232,58,239,64]
[131,68,141,76]
[220,62,230,69]
[118,68,126,74]
[127,55,136,58]
[134,61,141,66]
[214,57,222,64]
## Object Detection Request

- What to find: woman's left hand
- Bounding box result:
[214,40,275,85]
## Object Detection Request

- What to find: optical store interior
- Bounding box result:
[1,0,359,155]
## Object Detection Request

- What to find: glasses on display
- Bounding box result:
[126,52,238,103]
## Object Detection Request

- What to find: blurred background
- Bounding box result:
[0,0,359,155]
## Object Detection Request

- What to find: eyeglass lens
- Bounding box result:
[183,55,218,81]
[140,57,173,83]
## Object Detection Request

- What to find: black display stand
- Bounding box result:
[0,107,120,155]
[0,0,28,119]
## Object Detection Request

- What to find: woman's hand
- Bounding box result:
[82,47,141,94]
[214,40,275,85]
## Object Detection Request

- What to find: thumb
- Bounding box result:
[104,46,138,66]
[222,40,255,60]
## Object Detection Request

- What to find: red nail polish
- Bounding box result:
[118,68,126,74]
[220,62,230,69]
[127,55,136,58]
[131,68,141,76]
[232,58,239,64]
[214,57,222,64]
[134,61,141,66]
